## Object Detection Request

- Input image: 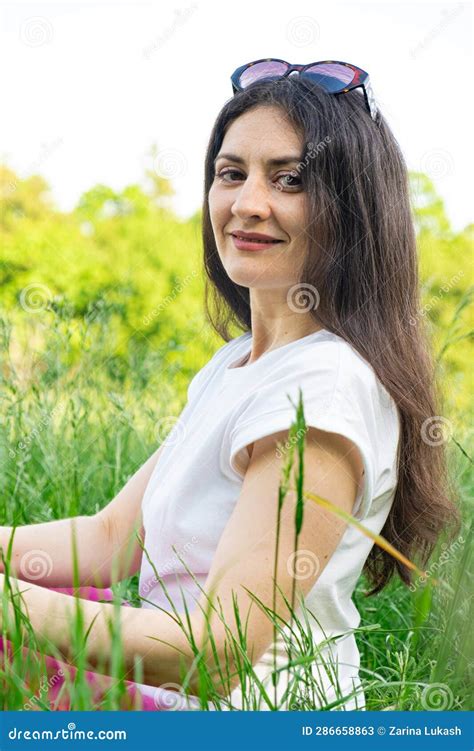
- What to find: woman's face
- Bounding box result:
[208,105,309,291]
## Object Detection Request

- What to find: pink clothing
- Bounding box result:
[0,585,200,711]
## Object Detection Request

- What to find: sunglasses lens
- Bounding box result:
[303,63,355,92]
[239,60,288,89]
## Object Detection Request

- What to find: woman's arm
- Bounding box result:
[95,443,164,584]
[0,427,361,697]
[0,515,112,587]
[0,569,198,691]
[0,444,164,588]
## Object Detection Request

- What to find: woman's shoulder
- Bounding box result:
[277,329,381,387]
[286,330,399,421]
[290,332,401,507]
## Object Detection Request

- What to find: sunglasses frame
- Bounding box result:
[230,58,378,122]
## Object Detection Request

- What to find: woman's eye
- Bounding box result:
[216,168,243,182]
[215,168,302,189]
[277,173,301,189]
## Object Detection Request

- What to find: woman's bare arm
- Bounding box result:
[0,445,164,588]
[95,444,164,584]
[0,514,113,587]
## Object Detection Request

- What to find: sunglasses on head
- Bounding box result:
[230,58,378,122]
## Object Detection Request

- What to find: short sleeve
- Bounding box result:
[220,341,386,522]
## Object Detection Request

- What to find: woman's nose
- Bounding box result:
[231,175,272,220]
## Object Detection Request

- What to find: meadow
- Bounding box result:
[0,162,472,710]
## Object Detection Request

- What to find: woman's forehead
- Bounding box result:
[221,109,303,156]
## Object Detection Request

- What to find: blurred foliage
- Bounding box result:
[0,160,471,712]
[0,159,217,402]
[0,161,472,416]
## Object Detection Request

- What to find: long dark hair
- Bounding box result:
[201,77,461,595]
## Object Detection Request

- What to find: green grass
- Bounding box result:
[0,308,472,711]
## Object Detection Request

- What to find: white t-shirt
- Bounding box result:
[137,329,401,711]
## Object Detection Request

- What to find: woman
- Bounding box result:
[0,59,460,711]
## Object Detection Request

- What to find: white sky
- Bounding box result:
[1,0,472,231]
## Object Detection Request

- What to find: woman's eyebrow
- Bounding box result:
[214,152,301,167]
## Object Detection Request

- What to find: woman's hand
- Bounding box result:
[0,569,206,693]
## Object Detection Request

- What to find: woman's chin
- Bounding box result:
[224,265,270,289]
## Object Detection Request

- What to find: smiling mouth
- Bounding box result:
[229,233,285,251]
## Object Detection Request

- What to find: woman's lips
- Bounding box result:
[230,235,284,252]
